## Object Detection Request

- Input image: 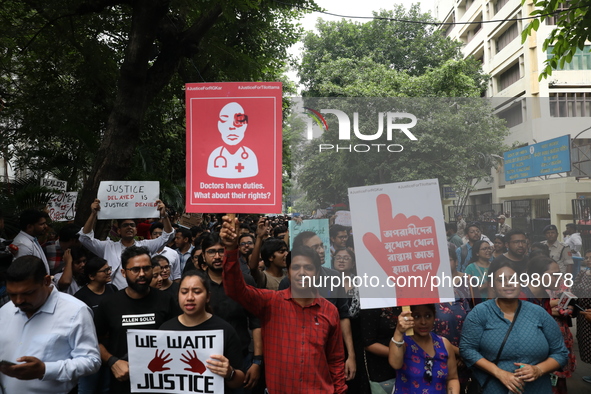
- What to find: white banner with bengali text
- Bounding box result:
[349,179,454,309]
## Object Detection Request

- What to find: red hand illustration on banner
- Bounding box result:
[363,194,441,305]
[147,349,172,373]
[181,350,207,374]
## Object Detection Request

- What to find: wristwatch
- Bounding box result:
[252,355,264,367]
[225,367,235,381]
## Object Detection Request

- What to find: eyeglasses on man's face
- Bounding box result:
[205,248,225,256]
[125,265,152,274]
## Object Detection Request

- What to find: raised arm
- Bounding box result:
[157,200,173,234]
[78,199,108,256]
[82,199,101,234]
[56,249,73,291]
[388,309,411,369]
[139,200,174,253]
[248,217,269,287]
[220,215,271,317]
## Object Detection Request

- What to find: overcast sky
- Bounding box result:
[287,0,437,86]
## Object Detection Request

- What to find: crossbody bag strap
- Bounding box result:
[480,300,522,391]
[363,348,372,382]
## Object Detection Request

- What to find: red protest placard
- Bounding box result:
[362,195,441,305]
[185,82,282,213]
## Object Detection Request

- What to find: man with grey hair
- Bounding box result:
[497,215,511,235]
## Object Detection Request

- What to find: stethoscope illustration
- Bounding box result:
[213,146,249,168]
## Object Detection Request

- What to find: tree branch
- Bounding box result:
[145,3,223,100]
[75,0,130,15]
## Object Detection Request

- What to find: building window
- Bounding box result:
[547,45,591,70]
[498,103,523,127]
[498,63,521,91]
[467,22,482,43]
[444,23,454,37]
[546,1,570,25]
[494,0,510,15]
[496,23,518,53]
[550,93,591,117]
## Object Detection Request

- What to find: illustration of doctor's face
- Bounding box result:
[218,102,248,146]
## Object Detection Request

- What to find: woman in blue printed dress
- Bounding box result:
[389,304,460,394]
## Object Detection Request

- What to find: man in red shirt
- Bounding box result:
[220,215,347,394]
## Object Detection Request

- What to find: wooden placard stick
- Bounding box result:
[227,213,236,229]
[402,305,414,336]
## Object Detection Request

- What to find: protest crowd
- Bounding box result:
[1,199,591,394]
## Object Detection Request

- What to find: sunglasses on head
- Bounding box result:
[424,356,433,384]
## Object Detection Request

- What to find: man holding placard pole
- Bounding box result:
[79,198,173,289]
[220,215,347,394]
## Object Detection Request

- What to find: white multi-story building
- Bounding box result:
[435,0,591,243]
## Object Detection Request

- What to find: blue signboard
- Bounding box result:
[442,186,456,199]
[504,135,571,181]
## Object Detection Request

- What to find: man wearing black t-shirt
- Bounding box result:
[94,246,180,394]
[491,230,528,273]
[75,282,118,313]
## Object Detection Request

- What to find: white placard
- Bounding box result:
[334,210,351,227]
[348,179,454,309]
[127,329,223,394]
[41,178,67,192]
[97,181,160,220]
[47,192,77,222]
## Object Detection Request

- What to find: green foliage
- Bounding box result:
[299,4,463,96]
[305,57,486,98]
[0,2,119,190]
[0,177,56,238]
[0,0,316,218]
[521,0,591,79]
